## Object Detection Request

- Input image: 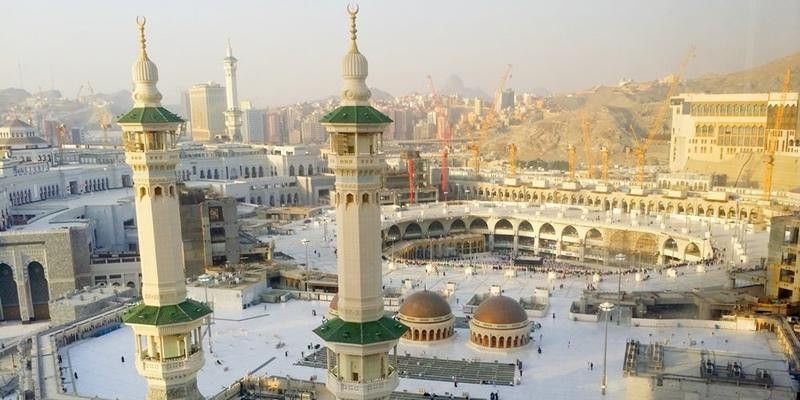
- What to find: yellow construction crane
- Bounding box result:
[763,68,792,201]
[57,123,66,164]
[508,143,517,177]
[600,146,609,183]
[580,112,595,178]
[634,47,695,185]
[567,144,577,180]
[469,65,511,174]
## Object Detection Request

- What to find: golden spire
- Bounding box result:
[347,4,359,52]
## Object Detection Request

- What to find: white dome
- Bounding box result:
[342,51,368,78]
[133,55,159,83]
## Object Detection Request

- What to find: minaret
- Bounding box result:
[223,40,242,142]
[314,6,407,400]
[119,17,211,400]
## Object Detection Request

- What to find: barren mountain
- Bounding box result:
[481,52,800,167]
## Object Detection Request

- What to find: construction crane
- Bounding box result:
[763,68,792,202]
[508,143,517,177]
[469,65,512,174]
[427,75,451,200]
[580,112,595,179]
[633,47,695,185]
[85,81,113,144]
[407,155,416,204]
[493,64,513,115]
[600,146,610,183]
[567,144,577,180]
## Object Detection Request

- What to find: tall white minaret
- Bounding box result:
[119,17,211,400]
[314,6,406,400]
[223,40,242,142]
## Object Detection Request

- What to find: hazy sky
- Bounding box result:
[2,0,799,107]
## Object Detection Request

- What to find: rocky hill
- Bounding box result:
[480,52,800,167]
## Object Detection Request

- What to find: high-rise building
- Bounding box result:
[500,88,515,110]
[118,18,211,400]
[189,82,226,141]
[223,41,243,142]
[241,102,266,144]
[314,7,406,400]
[265,111,286,144]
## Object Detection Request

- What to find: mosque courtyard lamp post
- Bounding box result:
[600,301,615,396]
[614,253,626,325]
[302,238,311,291]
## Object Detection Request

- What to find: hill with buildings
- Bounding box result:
[481,52,800,167]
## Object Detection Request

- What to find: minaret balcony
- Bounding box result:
[326,367,398,399]
[329,154,385,172]
[138,349,204,377]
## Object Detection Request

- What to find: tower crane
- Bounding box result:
[763,68,792,202]
[427,75,451,201]
[600,146,609,183]
[407,153,415,204]
[633,47,695,185]
[567,144,577,180]
[86,82,113,144]
[469,64,511,174]
[580,112,595,178]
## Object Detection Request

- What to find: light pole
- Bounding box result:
[599,301,615,395]
[614,253,626,302]
[301,238,310,292]
[614,253,626,326]
[322,218,329,243]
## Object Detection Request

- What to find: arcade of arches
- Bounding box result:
[444,183,763,223]
[382,212,710,266]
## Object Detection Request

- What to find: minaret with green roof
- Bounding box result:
[314,6,406,400]
[118,17,211,400]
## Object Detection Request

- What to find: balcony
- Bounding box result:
[138,350,204,377]
[326,368,398,399]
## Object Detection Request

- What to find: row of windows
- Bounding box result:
[691,103,767,117]
[695,124,766,136]
[249,193,300,206]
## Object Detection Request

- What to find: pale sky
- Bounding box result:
[2,0,799,107]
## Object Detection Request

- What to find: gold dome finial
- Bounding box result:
[136,16,148,56]
[347,4,359,51]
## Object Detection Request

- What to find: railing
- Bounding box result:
[326,368,398,397]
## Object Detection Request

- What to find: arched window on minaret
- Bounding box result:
[139,187,147,199]
[346,193,354,205]
[362,193,369,204]
[154,186,163,196]
[169,185,175,197]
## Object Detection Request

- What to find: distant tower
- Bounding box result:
[223,40,242,142]
[119,17,211,400]
[314,6,407,400]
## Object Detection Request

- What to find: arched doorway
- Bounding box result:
[0,264,20,320]
[27,262,50,320]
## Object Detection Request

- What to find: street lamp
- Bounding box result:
[614,253,626,326]
[301,238,311,292]
[599,301,616,396]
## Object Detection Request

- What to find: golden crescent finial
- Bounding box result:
[347,4,359,16]
[136,16,146,27]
